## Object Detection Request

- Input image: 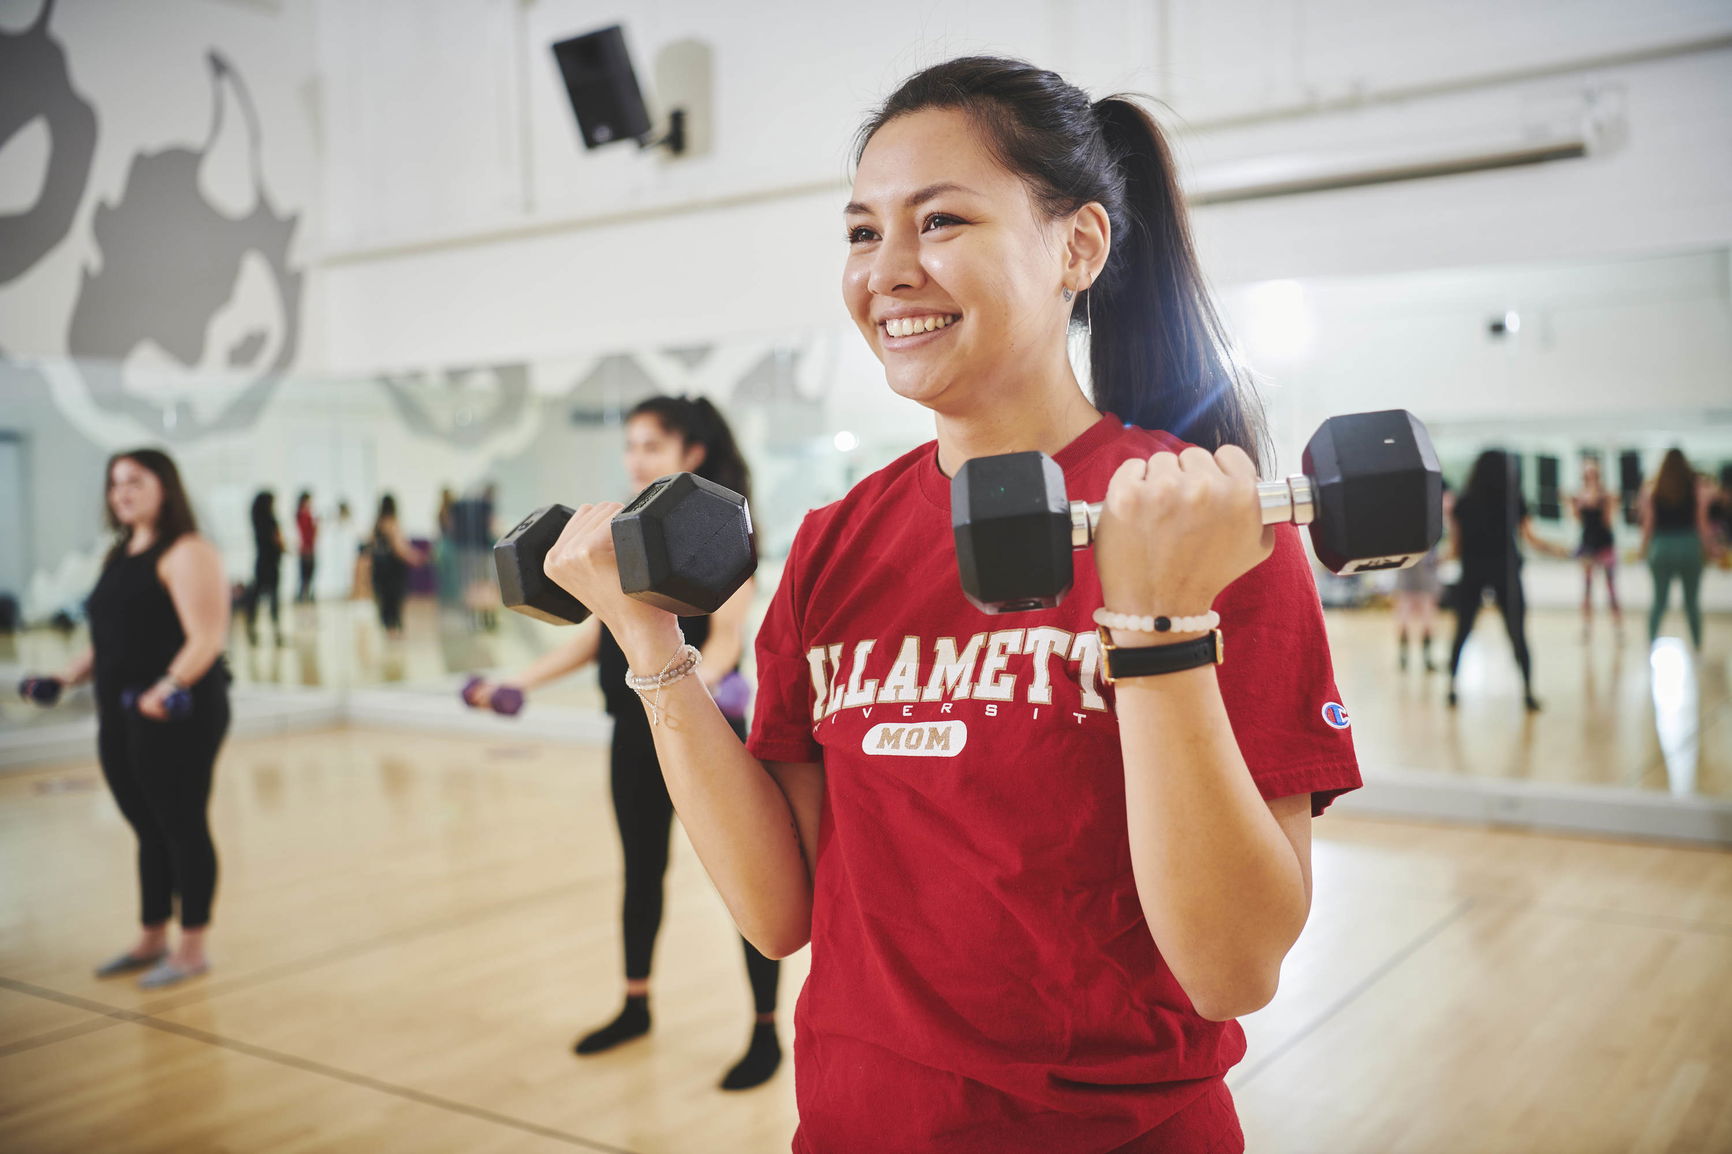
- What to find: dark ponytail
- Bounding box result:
[627,395,753,504]
[857,57,1267,470]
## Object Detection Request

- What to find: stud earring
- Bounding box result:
[1062,287,1075,303]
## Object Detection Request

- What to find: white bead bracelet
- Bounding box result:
[626,643,702,725]
[1092,607,1220,634]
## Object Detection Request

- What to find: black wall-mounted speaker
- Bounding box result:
[551,26,652,149]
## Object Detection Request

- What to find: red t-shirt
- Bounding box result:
[296,507,317,554]
[748,414,1361,1154]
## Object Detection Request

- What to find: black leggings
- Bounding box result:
[96,684,230,929]
[296,554,316,602]
[610,709,779,1015]
[375,572,407,632]
[1448,558,1534,691]
[246,572,280,638]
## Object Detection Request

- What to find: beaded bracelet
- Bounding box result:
[625,643,702,726]
[1092,607,1220,635]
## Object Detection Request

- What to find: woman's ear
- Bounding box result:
[1065,202,1111,288]
[681,442,708,474]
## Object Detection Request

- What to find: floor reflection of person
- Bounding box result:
[56,450,232,989]
[1640,448,1719,650]
[464,396,782,1091]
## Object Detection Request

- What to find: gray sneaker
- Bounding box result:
[94,949,167,979]
[137,960,209,989]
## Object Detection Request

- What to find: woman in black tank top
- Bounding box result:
[53,449,231,989]
[461,396,783,1091]
[1569,459,1622,637]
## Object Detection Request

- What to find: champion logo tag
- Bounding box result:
[862,720,969,757]
[1321,702,1351,729]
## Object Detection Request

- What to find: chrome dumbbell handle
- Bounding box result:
[1069,475,1317,548]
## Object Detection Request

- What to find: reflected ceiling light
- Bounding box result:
[833,430,859,453]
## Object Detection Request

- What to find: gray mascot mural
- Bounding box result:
[65,50,303,440]
[0,0,97,286]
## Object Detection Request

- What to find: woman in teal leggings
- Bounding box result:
[1641,448,1718,648]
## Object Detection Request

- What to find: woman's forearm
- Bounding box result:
[616,622,814,958]
[164,636,225,686]
[60,648,95,686]
[1117,666,1309,1021]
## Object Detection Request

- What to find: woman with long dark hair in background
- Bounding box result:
[245,489,285,646]
[37,450,231,988]
[540,58,1362,1151]
[464,395,782,1091]
[1641,448,1719,648]
[1446,449,1568,710]
[370,494,421,640]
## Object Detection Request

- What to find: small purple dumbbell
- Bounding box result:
[120,685,193,720]
[18,677,64,706]
[712,670,751,723]
[461,676,524,716]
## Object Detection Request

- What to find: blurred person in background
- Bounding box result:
[293,491,318,604]
[320,499,359,601]
[1394,479,1449,672]
[370,494,423,641]
[1446,450,1569,710]
[463,395,782,1091]
[458,483,501,631]
[1640,448,1720,649]
[434,486,460,609]
[245,489,285,646]
[46,450,231,988]
[1569,459,1621,639]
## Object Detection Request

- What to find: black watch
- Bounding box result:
[1097,626,1223,684]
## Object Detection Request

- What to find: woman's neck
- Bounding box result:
[127,524,157,554]
[933,376,1102,478]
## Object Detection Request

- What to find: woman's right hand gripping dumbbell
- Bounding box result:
[544,503,685,665]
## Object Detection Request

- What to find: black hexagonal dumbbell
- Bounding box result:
[495,473,757,625]
[951,409,1443,614]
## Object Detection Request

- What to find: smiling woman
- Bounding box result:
[538,55,1361,1154]
[28,448,234,992]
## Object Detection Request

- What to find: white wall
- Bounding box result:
[0,0,321,367]
[310,0,1732,419]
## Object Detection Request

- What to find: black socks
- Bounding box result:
[720,1021,782,1091]
[574,997,782,1090]
[574,995,650,1055]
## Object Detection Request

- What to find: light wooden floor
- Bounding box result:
[1,727,1729,1152]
